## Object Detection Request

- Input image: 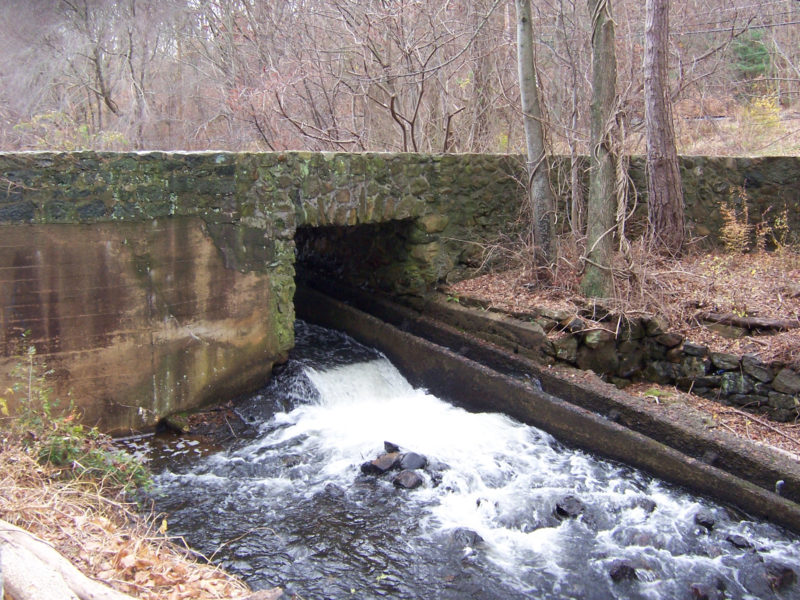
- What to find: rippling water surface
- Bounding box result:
[131,322,800,599]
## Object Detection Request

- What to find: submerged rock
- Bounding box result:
[319,483,345,499]
[392,469,424,489]
[554,495,585,520]
[609,560,638,582]
[633,498,657,513]
[766,562,796,591]
[738,553,797,596]
[726,534,753,550]
[694,510,716,532]
[689,581,725,600]
[448,528,485,548]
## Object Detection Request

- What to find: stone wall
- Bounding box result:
[635,156,800,244]
[558,156,800,245]
[540,313,800,423]
[296,155,800,290]
[294,153,523,293]
[436,294,799,423]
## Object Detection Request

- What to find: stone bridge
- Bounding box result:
[0,152,522,432]
[1,151,798,432]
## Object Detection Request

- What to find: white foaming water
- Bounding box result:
[152,352,800,599]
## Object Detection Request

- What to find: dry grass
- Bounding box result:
[449,244,800,368]
[0,438,252,600]
[675,109,800,156]
[626,382,800,460]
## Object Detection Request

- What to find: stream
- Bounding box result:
[128,321,800,599]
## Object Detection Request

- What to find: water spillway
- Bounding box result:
[135,322,800,600]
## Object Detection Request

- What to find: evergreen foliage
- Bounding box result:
[732,31,771,80]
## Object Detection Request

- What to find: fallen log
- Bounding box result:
[0,519,136,600]
[697,311,799,332]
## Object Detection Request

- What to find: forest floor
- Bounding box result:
[447,245,800,458]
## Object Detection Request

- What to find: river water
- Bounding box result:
[132,322,800,599]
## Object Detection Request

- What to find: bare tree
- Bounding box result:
[581,0,618,298]
[515,0,556,267]
[645,0,685,254]
[1,0,798,156]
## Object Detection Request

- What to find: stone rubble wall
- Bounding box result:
[554,155,800,245]
[454,297,799,423]
[544,313,800,423]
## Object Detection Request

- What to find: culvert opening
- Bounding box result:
[294,219,420,293]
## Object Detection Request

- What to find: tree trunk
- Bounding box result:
[0,519,136,600]
[515,0,556,268]
[581,0,618,298]
[644,0,685,255]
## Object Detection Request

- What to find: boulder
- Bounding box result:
[583,328,616,348]
[539,307,573,323]
[666,347,684,363]
[773,368,800,395]
[609,560,638,582]
[645,316,668,336]
[644,361,679,385]
[553,336,578,363]
[619,317,646,341]
[741,354,773,383]
[694,510,715,532]
[617,341,644,378]
[384,441,401,453]
[392,469,424,490]
[577,342,620,376]
[710,352,740,371]
[728,394,765,408]
[360,452,401,475]
[768,392,798,410]
[681,356,709,378]
[720,372,754,396]
[643,337,667,360]
[683,342,709,357]
[655,332,684,348]
[400,452,427,470]
[563,317,585,333]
